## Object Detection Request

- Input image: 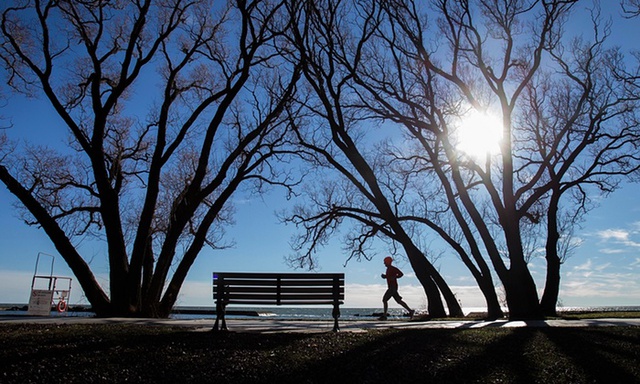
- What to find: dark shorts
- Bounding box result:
[383,287,403,303]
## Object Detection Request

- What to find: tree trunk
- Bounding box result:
[498,204,543,320]
[502,224,542,320]
[541,192,562,317]
[478,279,504,320]
[503,262,542,320]
[541,255,561,317]
[450,238,504,319]
[429,267,464,317]
[402,243,447,317]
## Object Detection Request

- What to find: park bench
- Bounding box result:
[212,272,345,332]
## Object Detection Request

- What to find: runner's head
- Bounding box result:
[383,256,393,266]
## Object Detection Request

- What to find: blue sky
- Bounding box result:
[0,1,639,312]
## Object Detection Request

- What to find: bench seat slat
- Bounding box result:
[214,279,344,287]
[219,299,343,305]
[213,272,343,279]
[213,277,344,284]
[214,286,341,294]
[221,293,344,301]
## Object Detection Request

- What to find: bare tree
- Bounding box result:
[0,0,300,317]
[622,0,640,17]
[535,10,640,313]
[283,0,640,320]
[281,0,465,318]
[347,0,640,319]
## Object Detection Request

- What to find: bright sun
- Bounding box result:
[454,111,503,160]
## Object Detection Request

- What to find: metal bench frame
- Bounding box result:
[213,272,345,332]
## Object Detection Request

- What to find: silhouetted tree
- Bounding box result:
[622,0,640,17]
[0,0,300,317]
[282,0,468,318]
[361,0,640,319]
[284,0,640,319]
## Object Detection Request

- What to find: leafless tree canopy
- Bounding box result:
[622,0,640,17]
[281,0,640,319]
[0,0,300,317]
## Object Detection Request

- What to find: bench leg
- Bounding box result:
[213,312,221,331]
[332,304,340,332]
[213,303,228,332]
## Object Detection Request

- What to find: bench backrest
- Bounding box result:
[213,272,345,306]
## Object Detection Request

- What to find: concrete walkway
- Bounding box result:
[1,315,640,333]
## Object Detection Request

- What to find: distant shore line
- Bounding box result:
[0,304,232,316]
[0,304,397,318]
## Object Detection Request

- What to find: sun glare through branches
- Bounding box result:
[454,111,503,160]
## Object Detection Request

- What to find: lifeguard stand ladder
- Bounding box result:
[27,253,73,316]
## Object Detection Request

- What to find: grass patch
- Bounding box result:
[559,311,640,320]
[426,310,640,321]
[0,323,639,383]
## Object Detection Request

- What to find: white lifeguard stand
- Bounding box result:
[27,253,73,316]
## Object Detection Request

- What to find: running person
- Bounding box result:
[380,256,415,320]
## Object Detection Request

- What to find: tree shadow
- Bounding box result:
[270,328,541,383]
[262,327,640,383]
[542,327,640,383]
[3,324,639,383]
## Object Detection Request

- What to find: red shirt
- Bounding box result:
[385,265,403,289]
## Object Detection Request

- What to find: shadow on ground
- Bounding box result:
[0,324,638,383]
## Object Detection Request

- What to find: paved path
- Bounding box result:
[1,315,640,333]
